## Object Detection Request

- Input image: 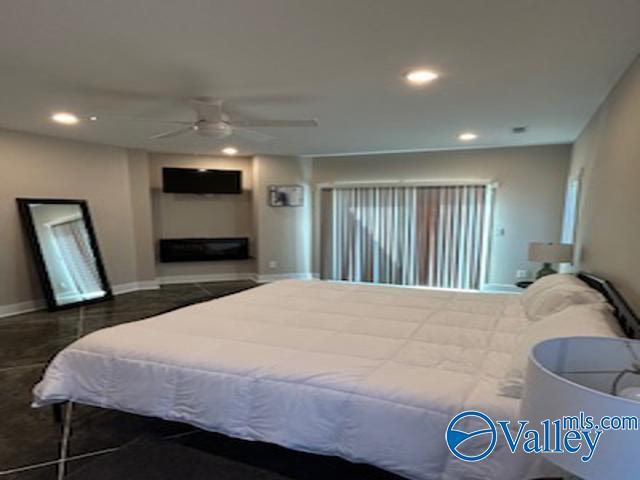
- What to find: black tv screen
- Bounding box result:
[162,168,242,194]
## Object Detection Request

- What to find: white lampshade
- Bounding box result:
[528,242,573,263]
[521,337,640,479]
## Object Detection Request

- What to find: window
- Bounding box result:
[561,177,581,244]
[320,184,494,290]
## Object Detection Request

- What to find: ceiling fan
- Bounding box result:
[149,97,318,141]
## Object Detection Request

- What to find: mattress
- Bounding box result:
[34,280,546,479]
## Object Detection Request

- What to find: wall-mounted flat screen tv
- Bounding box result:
[162,167,242,194]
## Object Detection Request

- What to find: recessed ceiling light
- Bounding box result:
[222,147,238,156]
[405,69,439,85]
[458,132,478,142]
[89,116,98,121]
[51,112,79,125]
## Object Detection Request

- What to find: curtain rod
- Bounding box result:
[317,179,499,189]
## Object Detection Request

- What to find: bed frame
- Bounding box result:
[577,272,640,339]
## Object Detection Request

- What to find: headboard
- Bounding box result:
[578,272,640,339]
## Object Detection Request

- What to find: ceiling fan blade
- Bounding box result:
[224,94,319,106]
[150,125,194,140]
[79,113,193,125]
[233,127,274,143]
[230,119,318,128]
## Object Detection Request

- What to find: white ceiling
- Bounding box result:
[1,0,639,156]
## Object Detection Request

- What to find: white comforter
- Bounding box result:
[34,280,545,479]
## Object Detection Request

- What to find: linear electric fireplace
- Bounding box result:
[160,238,249,262]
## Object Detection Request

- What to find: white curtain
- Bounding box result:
[321,185,490,290]
[51,219,103,298]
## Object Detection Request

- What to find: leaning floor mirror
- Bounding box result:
[17,198,113,311]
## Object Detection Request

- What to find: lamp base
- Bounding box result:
[535,263,557,279]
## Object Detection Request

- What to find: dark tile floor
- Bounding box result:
[0,281,402,480]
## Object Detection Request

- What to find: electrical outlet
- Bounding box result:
[516,269,529,279]
[268,260,277,269]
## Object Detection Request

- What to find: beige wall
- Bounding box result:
[127,150,156,283]
[148,153,255,281]
[0,129,141,312]
[253,155,312,278]
[0,129,574,309]
[312,145,571,286]
[0,134,313,309]
[568,56,640,311]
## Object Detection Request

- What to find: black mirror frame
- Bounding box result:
[16,198,113,311]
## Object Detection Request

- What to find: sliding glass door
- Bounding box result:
[320,184,492,290]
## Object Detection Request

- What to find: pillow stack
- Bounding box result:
[499,274,621,399]
[520,273,607,322]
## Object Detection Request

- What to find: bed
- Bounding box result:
[32,276,633,479]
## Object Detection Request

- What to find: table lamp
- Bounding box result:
[528,242,573,278]
[521,337,640,480]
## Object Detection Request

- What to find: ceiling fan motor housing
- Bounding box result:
[197,121,233,138]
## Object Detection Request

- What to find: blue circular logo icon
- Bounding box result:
[445,411,497,462]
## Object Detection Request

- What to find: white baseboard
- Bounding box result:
[0,274,315,318]
[481,283,522,293]
[0,280,160,319]
[157,272,314,284]
[0,298,47,318]
[112,280,160,294]
[255,273,313,283]
[156,273,256,285]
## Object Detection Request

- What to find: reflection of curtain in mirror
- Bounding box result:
[51,219,102,297]
[320,185,489,290]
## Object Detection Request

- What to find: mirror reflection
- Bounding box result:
[19,200,111,308]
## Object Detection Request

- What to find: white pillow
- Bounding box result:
[520,273,606,321]
[526,285,606,322]
[521,273,582,305]
[498,304,621,399]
